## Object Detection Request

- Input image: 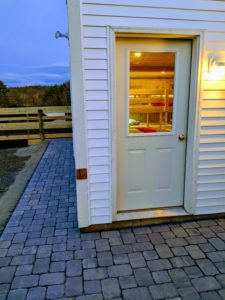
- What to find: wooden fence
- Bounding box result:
[0,106,72,145]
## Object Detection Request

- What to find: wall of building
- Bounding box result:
[69,0,225,226]
[196,31,225,214]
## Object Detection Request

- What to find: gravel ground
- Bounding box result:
[0,142,48,233]
[0,148,30,197]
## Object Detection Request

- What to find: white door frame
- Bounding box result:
[108,27,204,221]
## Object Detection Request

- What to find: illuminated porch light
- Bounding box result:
[206,55,225,80]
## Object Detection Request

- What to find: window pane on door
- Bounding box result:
[129,52,175,134]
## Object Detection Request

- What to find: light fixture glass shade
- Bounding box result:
[206,55,225,80]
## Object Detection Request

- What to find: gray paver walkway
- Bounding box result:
[0,139,225,300]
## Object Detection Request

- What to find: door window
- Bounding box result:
[129,52,175,134]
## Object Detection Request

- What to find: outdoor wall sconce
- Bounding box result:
[55,31,69,40]
[207,55,225,80]
[208,55,225,72]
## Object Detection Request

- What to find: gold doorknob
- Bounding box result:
[179,133,186,141]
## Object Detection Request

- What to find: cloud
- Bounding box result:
[1,73,31,86]
[29,73,62,79]
[37,62,69,68]
[0,63,70,87]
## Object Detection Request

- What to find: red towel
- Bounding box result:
[136,127,157,133]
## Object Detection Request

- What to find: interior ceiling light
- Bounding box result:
[134,52,142,58]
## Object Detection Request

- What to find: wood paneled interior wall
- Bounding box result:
[129,78,173,123]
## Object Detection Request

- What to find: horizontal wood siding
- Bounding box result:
[80,0,225,223]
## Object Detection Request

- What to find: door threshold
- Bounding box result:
[117,207,189,221]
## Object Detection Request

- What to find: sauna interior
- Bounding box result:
[129,52,175,134]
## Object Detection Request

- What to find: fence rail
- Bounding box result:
[0,106,72,145]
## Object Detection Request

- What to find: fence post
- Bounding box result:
[38,109,45,141]
[26,113,30,138]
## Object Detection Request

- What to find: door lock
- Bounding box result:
[178,133,186,141]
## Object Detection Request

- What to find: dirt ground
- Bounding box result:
[0,148,30,198]
[0,141,48,233]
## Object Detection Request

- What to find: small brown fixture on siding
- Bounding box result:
[76,168,88,180]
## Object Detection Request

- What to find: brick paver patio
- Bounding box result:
[0,139,225,300]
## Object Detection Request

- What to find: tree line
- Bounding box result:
[0,80,71,108]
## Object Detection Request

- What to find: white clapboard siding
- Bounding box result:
[86,91,108,100]
[89,182,110,192]
[82,4,225,22]
[91,207,111,216]
[199,144,225,151]
[203,90,225,99]
[198,159,225,168]
[83,37,107,48]
[86,80,108,90]
[86,100,108,110]
[206,32,225,42]
[197,190,225,199]
[87,129,109,139]
[198,174,225,183]
[202,81,225,90]
[82,0,225,11]
[87,120,109,129]
[89,156,110,166]
[87,110,108,120]
[83,16,225,31]
[91,215,111,223]
[197,37,225,214]
[90,190,111,200]
[201,119,225,126]
[90,199,110,209]
[199,151,225,160]
[197,182,225,191]
[195,206,225,215]
[200,128,225,135]
[78,0,225,224]
[198,167,225,176]
[206,43,225,51]
[201,110,225,118]
[197,198,225,207]
[89,173,110,183]
[83,26,107,37]
[202,101,225,109]
[84,49,107,59]
[200,136,225,144]
[89,165,109,175]
[88,138,109,148]
[85,70,108,80]
[84,59,107,70]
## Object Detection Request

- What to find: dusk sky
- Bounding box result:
[0,0,70,87]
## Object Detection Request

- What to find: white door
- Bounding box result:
[116,38,191,211]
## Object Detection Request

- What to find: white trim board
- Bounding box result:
[67,0,90,228]
[117,207,189,222]
[109,27,204,222]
